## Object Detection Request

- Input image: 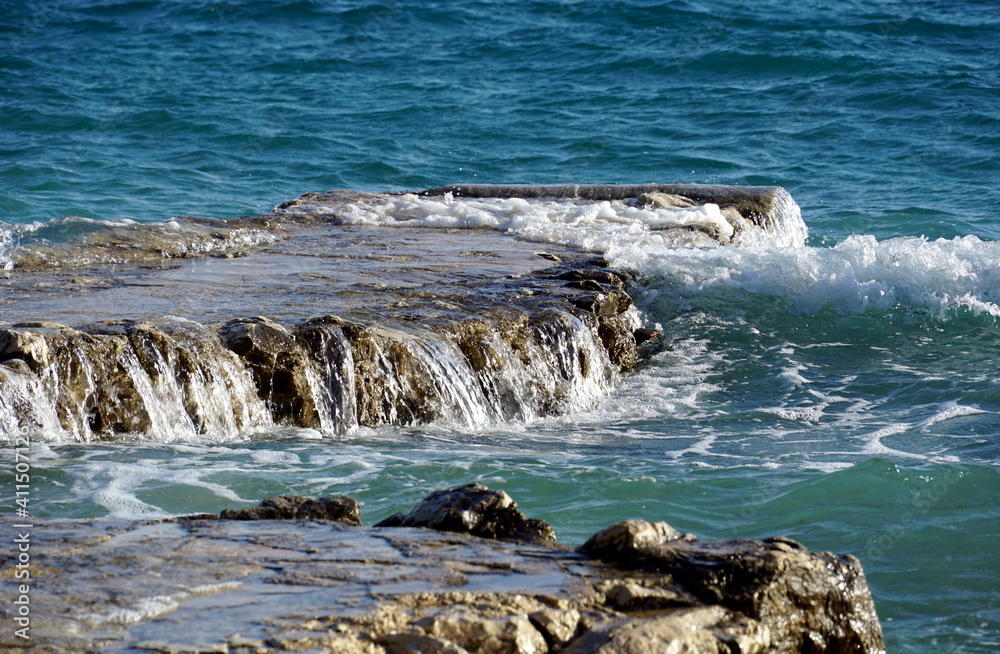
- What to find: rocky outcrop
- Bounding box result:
[580,520,884,653]
[0,256,640,441]
[218,495,361,523]
[1,183,804,440]
[375,483,556,543]
[2,485,885,653]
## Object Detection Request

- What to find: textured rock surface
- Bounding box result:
[0,487,885,654]
[374,483,556,543]
[218,495,361,524]
[581,519,884,653]
[0,255,639,440]
[3,184,796,440]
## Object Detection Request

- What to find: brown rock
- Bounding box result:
[375,632,471,654]
[219,495,361,524]
[632,191,698,209]
[419,608,548,654]
[529,608,580,648]
[579,519,692,560]
[218,316,321,426]
[597,315,638,371]
[632,328,660,346]
[602,581,698,612]
[579,521,884,653]
[375,483,555,544]
[0,328,51,369]
[556,269,627,290]
[563,606,770,654]
[569,291,633,317]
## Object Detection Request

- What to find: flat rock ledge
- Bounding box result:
[2,484,884,653]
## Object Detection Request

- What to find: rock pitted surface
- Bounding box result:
[581,520,884,653]
[0,486,885,653]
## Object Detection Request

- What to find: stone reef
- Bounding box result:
[1,182,804,441]
[0,484,885,653]
[0,254,642,441]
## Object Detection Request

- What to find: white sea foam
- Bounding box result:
[333,194,998,319]
[611,233,1000,317]
[920,402,988,428]
[335,192,803,252]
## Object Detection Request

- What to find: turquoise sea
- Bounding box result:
[2,1,1000,651]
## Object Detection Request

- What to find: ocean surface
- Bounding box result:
[2,1,999,651]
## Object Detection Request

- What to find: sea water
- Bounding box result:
[2,1,999,651]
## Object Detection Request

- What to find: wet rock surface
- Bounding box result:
[218,495,361,524]
[581,520,884,652]
[374,483,556,544]
[0,486,885,654]
[0,250,639,439]
[1,184,798,440]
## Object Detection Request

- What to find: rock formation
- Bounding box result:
[0,256,640,441]
[374,482,556,543]
[0,484,886,653]
[1,183,804,440]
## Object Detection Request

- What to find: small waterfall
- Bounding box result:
[299,321,357,434]
[733,187,808,249]
[0,320,272,442]
[0,364,62,436]
[1,302,637,442]
[522,312,618,416]
[342,323,495,428]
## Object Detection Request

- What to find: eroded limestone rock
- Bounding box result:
[417,608,548,654]
[218,316,322,427]
[2,247,642,440]
[219,495,361,524]
[375,483,556,544]
[580,520,883,653]
[1,486,885,654]
[529,608,581,649]
[563,605,771,654]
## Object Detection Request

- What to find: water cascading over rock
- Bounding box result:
[0,270,638,442]
[0,183,802,442]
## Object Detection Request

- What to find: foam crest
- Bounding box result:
[613,233,1000,318]
[337,193,801,252]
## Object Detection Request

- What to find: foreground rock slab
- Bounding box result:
[0,495,884,653]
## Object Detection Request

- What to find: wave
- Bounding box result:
[616,233,1000,319]
[7,188,997,322]
[285,189,998,320]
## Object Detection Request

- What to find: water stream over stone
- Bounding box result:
[1,185,795,443]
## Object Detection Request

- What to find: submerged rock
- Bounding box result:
[375,482,556,544]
